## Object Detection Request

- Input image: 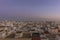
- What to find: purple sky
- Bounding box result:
[0,0,60,19]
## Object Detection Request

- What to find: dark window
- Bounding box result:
[32,33,40,37]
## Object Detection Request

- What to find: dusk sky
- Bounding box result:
[0,0,60,20]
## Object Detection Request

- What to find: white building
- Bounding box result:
[55,35,60,40]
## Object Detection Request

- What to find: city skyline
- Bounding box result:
[0,0,60,20]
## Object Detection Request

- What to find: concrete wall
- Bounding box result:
[0,38,31,40]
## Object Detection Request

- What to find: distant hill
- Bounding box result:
[0,16,59,22]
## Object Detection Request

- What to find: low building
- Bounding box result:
[22,32,32,38]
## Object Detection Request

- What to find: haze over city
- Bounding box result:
[0,0,60,20]
[1,0,60,40]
